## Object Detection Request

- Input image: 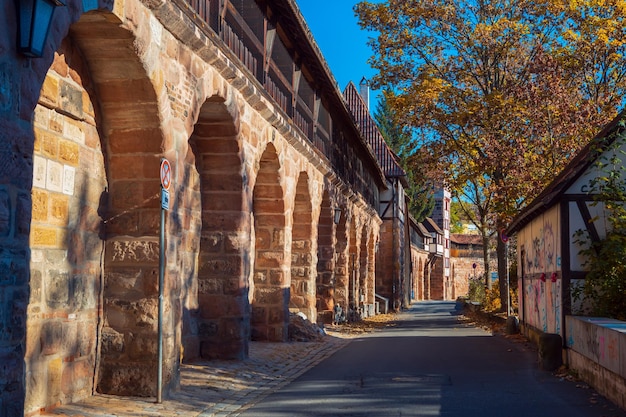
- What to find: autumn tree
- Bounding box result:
[355,0,626,310]
[374,94,435,222]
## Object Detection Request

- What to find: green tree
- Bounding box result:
[355,0,626,311]
[373,93,435,222]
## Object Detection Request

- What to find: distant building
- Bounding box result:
[429,188,453,299]
[449,234,497,298]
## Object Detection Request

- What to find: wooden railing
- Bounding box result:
[184,0,217,31]
[266,75,289,114]
[220,22,258,77]
[293,108,310,137]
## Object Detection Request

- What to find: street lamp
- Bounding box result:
[333,207,342,225]
[17,0,65,58]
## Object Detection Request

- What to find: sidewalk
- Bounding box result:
[40,333,352,417]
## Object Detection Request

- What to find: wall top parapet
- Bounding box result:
[151,0,387,198]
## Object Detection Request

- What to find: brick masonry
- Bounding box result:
[0,0,383,414]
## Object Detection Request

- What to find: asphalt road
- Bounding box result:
[238,301,626,417]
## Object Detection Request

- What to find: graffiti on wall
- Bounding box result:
[519,208,563,336]
[524,221,558,274]
[566,317,626,376]
[523,278,561,335]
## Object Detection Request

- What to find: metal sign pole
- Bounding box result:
[157,158,170,404]
[157,197,164,403]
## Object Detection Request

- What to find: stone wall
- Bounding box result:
[1,0,384,413]
[565,316,626,411]
[409,246,429,302]
[430,260,445,300]
[450,256,481,299]
[376,220,394,304]
[27,40,105,411]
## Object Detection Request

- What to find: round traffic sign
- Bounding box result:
[160,159,172,190]
[500,228,509,243]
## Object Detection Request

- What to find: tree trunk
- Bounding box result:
[481,229,491,290]
[496,235,508,313]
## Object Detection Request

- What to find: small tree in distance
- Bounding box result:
[373,93,435,222]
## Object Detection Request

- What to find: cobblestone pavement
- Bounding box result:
[39,332,353,417]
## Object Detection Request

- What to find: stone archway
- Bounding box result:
[251,143,288,341]
[367,230,376,308]
[290,172,315,321]
[26,10,166,413]
[185,95,248,360]
[315,190,334,323]
[358,226,368,315]
[334,207,349,315]
[70,13,166,398]
[348,219,358,319]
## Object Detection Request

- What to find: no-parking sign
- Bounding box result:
[160,159,171,190]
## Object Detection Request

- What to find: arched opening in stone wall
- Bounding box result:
[251,144,288,341]
[333,206,348,316]
[348,219,359,318]
[290,173,315,321]
[186,96,248,361]
[26,11,166,412]
[70,14,165,398]
[367,230,376,307]
[418,258,424,301]
[27,36,108,414]
[315,190,334,323]
[358,226,368,316]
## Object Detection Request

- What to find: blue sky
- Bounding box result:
[295,1,380,105]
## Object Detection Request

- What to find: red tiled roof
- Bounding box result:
[450,234,483,246]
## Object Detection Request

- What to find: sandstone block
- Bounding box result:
[201,153,243,170]
[97,361,156,397]
[100,327,124,357]
[40,75,59,108]
[63,118,86,145]
[251,306,267,324]
[58,139,80,166]
[41,321,63,355]
[47,357,63,400]
[201,211,243,231]
[40,131,59,158]
[255,251,283,268]
[108,128,162,154]
[127,331,158,360]
[197,273,222,294]
[198,320,218,338]
[269,269,285,285]
[31,189,48,222]
[107,239,159,265]
[61,359,93,396]
[49,194,69,226]
[254,229,271,250]
[201,190,242,211]
[254,287,284,305]
[224,233,248,253]
[59,79,84,120]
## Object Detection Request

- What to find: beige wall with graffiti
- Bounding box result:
[517,205,563,336]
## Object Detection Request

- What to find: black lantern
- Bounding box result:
[333,207,342,225]
[17,0,65,58]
